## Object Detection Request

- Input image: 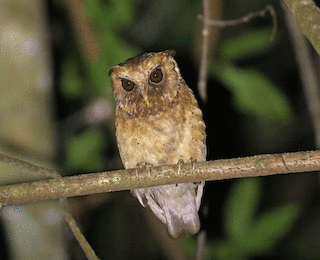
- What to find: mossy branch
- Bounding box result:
[0,150,319,206]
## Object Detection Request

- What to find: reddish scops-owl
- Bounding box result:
[109,50,206,239]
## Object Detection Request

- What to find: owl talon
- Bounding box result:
[136,162,153,178]
[176,159,184,175]
[187,158,197,174]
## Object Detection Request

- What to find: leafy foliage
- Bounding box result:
[210,29,292,122]
[59,0,141,175]
[211,178,300,259]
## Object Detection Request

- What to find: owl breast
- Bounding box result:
[115,89,206,239]
[115,89,206,169]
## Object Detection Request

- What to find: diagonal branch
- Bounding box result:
[1,150,320,205]
[283,2,320,149]
[0,153,99,260]
[282,0,320,55]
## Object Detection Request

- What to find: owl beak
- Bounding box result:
[143,93,150,107]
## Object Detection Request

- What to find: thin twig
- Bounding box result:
[198,5,277,40]
[0,153,60,179]
[283,2,320,149]
[59,198,100,260]
[195,230,206,260]
[196,0,210,254]
[1,150,320,205]
[198,0,210,103]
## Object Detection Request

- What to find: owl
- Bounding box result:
[109,50,206,239]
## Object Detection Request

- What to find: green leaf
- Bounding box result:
[211,63,292,122]
[179,236,197,256]
[219,29,274,61]
[209,240,248,260]
[240,203,301,254]
[221,179,301,258]
[224,178,261,241]
[80,0,139,96]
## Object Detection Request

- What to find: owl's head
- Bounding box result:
[109,50,187,117]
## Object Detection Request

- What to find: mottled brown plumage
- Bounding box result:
[109,50,206,239]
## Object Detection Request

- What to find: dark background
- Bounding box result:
[1,0,320,259]
[50,0,320,259]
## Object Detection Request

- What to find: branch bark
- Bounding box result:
[1,150,320,205]
[282,0,320,55]
[283,2,320,149]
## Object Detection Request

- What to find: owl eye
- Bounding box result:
[149,68,163,83]
[121,79,135,91]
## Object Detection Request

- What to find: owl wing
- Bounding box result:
[131,187,166,224]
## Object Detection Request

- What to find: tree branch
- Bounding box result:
[198,5,277,40]
[283,2,320,149]
[282,0,320,56]
[1,150,320,205]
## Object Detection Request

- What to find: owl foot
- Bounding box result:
[176,159,184,175]
[177,158,197,175]
[186,158,204,211]
[187,158,197,174]
[136,162,153,178]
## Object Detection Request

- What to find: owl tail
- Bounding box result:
[160,188,201,239]
[132,182,204,239]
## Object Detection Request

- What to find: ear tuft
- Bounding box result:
[164,49,176,57]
